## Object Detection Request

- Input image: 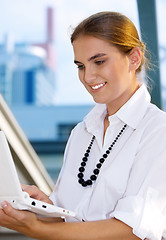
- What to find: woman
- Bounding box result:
[1,11,166,240]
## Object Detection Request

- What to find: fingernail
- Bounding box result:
[1,202,8,208]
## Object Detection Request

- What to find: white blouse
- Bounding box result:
[50,84,166,240]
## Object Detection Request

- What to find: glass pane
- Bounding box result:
[156,0,166,110]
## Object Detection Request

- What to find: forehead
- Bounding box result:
[73,35,118,60]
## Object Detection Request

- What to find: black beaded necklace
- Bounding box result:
[77,124,127,187]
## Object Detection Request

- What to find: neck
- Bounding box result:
[106,83,139,116]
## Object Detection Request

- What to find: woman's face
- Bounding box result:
[73,35,139,115]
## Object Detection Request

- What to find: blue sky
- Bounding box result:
[0,0,165,105]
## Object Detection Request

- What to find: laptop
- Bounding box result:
[0,131,81,221]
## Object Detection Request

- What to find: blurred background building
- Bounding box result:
[0,7,56,106]
[0,6,93,182]
[0,0,166,238]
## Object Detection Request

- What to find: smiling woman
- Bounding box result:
[1,11,166,240]
[71,12,147,116]
[73,35,140,115]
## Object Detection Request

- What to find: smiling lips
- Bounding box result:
[91,82,106,90]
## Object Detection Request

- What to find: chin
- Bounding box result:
[93,98,107,104]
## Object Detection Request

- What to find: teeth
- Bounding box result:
[92,83,105,90]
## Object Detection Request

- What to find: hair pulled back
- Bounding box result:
[71,12,146,72]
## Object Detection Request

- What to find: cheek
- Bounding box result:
[78,71,84,84]
[105,63,127,83]
[100,66,115,82]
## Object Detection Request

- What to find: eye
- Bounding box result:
[77,64,85,70]
[95,60,105,65]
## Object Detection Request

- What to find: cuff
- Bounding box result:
[110,188,166,240]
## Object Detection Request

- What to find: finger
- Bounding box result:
[21,183,29,191]
[1,201,38,236]
[21,184,52,204]
[1,201,25,222]
[21,183,34,194]
[0,208,17,230]
[0,207,14,224]
[21,184,39,198]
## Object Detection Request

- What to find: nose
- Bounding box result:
[83,66,97,84]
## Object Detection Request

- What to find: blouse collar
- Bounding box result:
[84,84,151,133]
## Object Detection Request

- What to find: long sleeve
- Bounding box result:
[110,122,166,239]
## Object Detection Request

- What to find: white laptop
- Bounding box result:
[0,131,81,221]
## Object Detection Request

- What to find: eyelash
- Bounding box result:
[77,65,84,70]
[95,60,105,65]
[76,60,105,70]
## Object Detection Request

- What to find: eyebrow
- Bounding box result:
[74,53,106,64]
[88,53,106,61]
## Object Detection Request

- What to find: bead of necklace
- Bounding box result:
[77,124,127,187]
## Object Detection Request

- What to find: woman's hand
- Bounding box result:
[0,202,141,240]
[0,201,64,238]
[21,184,53,204]
[0,201,39,238]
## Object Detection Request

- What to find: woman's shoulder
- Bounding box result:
[147,103,166,123]
[70,121,86,137]
[142,103,166,134]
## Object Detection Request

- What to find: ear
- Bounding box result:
[128,47,142,72]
